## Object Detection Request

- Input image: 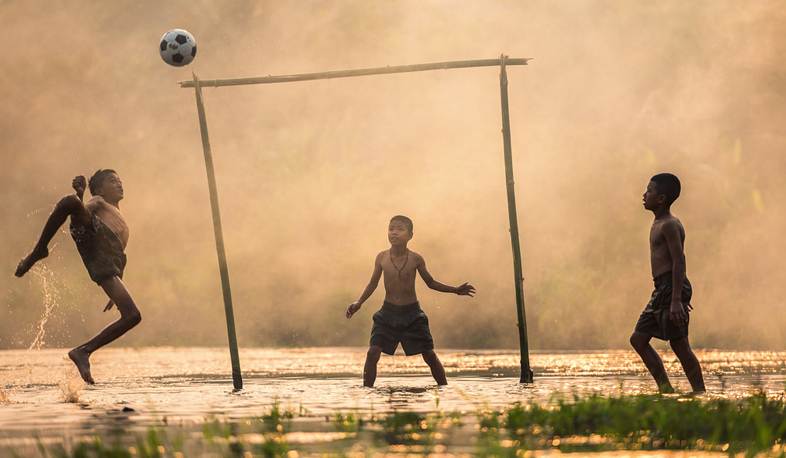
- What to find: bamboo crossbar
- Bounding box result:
[179,57,531,88]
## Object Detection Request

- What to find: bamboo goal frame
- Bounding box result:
[180,55,534,388]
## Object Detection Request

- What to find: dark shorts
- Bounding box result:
[634,271,693,341]
[370,301,434,356]
[71,214,127,284]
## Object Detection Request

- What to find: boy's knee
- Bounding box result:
[366,346,382,359]
[124,310,142,328]
[630,332,647,350]
[421,350,437,362]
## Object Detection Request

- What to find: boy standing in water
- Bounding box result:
[15,170,141,384]
[630,173,705,393]
[346,215,475,387]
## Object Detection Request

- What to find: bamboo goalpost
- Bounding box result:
[182,55,535,388]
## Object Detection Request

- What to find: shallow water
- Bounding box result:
[1,347,784,440]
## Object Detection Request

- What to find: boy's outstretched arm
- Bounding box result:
[346,254,383,319]
[663,220,687,326]
[416,256,476,297]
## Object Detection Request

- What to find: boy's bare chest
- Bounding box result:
[95,208,129,247]
[381,256,417,283]
[649,225,665,246]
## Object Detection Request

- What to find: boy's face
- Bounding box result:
[642,180,663,211]
[96,172,124,202]
[388,220,413,246]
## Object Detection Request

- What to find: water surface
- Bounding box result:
[1,347,784,439]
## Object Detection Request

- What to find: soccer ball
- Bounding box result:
[159,29,197,67]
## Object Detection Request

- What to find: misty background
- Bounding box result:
[2,1,784,351]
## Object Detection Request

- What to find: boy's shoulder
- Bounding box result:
[86,195,108,210]
[87,196,124,220]
[651,215,685,243]
[654,214,683,229]
[374,249,425,265]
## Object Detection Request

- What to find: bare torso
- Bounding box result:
[87,197,129,249]
[380,248,422,305]
[649,215,685,278]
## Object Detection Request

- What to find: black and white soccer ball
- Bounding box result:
[159,29,197,67]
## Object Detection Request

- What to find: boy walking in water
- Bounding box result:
[345,215,475,387]
[15,170,141,384]
[630,173,705,393]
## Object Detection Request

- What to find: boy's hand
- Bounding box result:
[669,300,687,326]
[104,300,115,312]
[346,302,362,319]
[455,282,476,297]
[72,175,87,201]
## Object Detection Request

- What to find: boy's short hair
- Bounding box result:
[650,173,681,205]
[88,169,118,196]
[390,215,413,233]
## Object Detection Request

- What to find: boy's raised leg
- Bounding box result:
[670,337,706,392]
[16,195,90,277]
[630,331,674,393]
[69,276,141,384]
[422,350,447,386]
[363,346,383,387]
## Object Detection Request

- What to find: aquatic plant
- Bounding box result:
[251,434,290,458]
[332,411,363,433]
[255,401,295,434]
[11,393,786,457]
[476,392,786,457]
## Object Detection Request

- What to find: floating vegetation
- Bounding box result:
[7,393,786,457]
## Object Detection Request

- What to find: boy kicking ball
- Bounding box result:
[16,170,141,384]
[346,215,475,387]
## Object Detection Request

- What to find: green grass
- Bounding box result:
[10,394,786,457]
[476,392,786,457]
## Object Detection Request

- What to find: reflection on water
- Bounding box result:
[0,347,784,436]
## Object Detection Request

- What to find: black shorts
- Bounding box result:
[634,271,692,341]
[370,301,434,356]
[71,214,126,284]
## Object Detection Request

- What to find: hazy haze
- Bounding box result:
[2,1,785,351]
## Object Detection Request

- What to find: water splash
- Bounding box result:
[27,265,58,354]
[0,262,62,402]
[58,376,83,404]
[25,205,57,220]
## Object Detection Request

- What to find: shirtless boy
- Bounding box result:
[630,173,705,393]
[15,170,141,384]
[345,215,475,387]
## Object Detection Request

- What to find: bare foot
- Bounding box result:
[15,246,49,277]
[68,347,95,385]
